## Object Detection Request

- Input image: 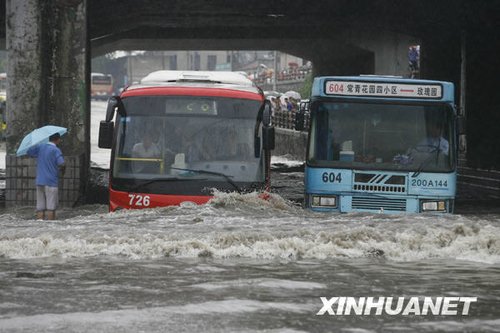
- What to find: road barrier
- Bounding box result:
[272,109,310,131]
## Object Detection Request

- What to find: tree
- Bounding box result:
[299,73,313,99]
[0,51,7,73]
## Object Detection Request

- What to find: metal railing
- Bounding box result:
[272,109,310,131]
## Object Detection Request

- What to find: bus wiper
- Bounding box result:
[170,167,242,194]
[411,150,440,178]
[130,177,203,192]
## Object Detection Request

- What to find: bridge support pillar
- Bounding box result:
[5,0,89,208]
[421,26,500,170]
[311,44,374,76]
[463,30,500,169]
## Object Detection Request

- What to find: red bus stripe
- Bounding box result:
[122,86,263,101]
[109,188,213,211]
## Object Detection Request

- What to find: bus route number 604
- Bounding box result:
[322,172,342,183]
[128,194,151,207]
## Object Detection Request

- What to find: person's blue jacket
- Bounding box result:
[27,143,64,187]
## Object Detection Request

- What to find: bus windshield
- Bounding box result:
[308,101,455,172]
[112,96,264,183]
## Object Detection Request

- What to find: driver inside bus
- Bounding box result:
[398,121,449,166]
[415,122,449,156]
[131,131,161,173]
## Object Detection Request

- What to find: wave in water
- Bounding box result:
[0,192,499,263]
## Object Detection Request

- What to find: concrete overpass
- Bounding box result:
[0,0,499,206]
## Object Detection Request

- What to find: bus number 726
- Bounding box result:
[128,194,151,207]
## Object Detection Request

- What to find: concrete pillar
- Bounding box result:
[463,28,500,169]
[420,30,461,84]
[6,0,89,208]
[312,49,374,77]
[309,40,374,76]
[420,25,500,170]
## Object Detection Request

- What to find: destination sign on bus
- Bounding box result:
[164,98,217,115]
[325,80,442,99]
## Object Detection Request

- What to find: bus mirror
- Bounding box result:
[105,96,124,122]
[263,126,275,150]
[254,136,261,158]
[262,101,272,127]
[457,116,466,135]
[98,121,114,149]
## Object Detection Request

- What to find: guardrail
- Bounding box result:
[272,109,310,131]
[457,165,500,200]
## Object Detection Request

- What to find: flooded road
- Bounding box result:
[1,101,499,332]
[1,193,500,332]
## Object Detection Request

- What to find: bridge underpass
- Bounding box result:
[0,0,498,206]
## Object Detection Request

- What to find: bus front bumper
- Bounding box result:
[109,188,212,212]
[305,193,454,214]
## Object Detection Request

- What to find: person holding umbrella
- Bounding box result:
[17,126,66,220]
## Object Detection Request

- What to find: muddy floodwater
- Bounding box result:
[0,101,499,332]
[1,190,499,332]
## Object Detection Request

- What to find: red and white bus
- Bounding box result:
[98,70,274,211]
[91,73,113,100]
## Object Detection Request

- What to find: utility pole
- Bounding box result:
[459,30,467,155]
[273,50,278,91]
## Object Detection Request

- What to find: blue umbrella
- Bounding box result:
[16,125,67,157]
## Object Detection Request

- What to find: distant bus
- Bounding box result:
[299,76,459,214]
[91,73,113,100]
[98,70,274,211]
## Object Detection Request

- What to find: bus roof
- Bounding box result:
[122,70,263,100]
[140,70,254,86]
[312,75,454,103]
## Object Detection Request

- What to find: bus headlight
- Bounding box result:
[311,195,337,208]
[421,200,446,212]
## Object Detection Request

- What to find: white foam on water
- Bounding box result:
[0,302,23,309]
[208,189,301,212]
[272,155,304,168]
[1,191,499,264]
[193,278,326,291]
[1,221,499,263]
[0,300,312,331]
[409,318,500,332]
[236,329,310,333]
[341,329,377,333]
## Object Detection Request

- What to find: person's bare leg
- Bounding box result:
[45,210,56,220]
[36,211,44,220]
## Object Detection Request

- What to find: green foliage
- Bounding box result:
[0,51,7,73]
[299,73,313,99]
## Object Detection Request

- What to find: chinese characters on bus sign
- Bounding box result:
[325,81,443,99]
